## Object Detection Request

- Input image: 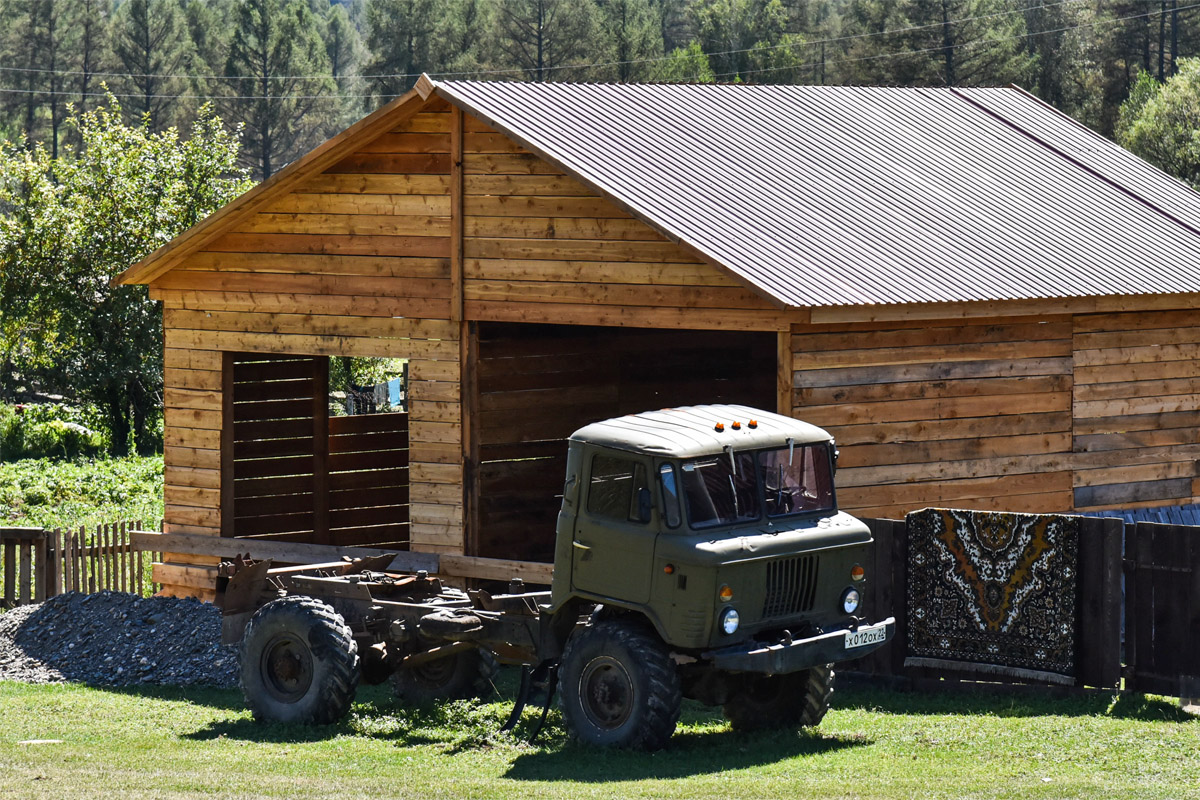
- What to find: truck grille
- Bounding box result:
[762,555,819,618]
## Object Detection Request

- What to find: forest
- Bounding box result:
[4,0,1200,464]
[3,0,1200,180]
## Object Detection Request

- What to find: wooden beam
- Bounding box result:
[777,328,793,416]
[219,352,234,538]
[450,105,465,325]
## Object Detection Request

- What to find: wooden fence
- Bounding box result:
[0,522,163,608]
[855,513,1197,699]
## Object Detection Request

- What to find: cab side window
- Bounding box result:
[587,455,650,523]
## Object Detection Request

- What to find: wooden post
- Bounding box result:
[462,321,480,557]
[313,356,331,546]
[220,352,235,538]
[776,328,793,417]
[4,538,15,605]
[449,104,464,325]
[19,539,31,605]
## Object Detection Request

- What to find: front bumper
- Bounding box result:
[702,617,895,674]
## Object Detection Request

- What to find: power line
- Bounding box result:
[0,1,1188,102]
[0,0,1088,84]
[714,1,1200,81]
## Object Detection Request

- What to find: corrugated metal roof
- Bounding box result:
[570,404,832,459]
[434,80,1200,308]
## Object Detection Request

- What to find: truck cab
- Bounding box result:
[548,404,893,747]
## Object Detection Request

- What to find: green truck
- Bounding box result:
[220,404,894,750]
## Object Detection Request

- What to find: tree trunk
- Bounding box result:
[107,393,131,457]
[942,0,955,86]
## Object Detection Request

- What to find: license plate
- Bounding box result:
[844,625,887,650]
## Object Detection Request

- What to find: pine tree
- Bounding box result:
[491,0,604,82]
[324,3,367,124]
[110,0,197,130]
[224,0,338,179]
[601,0,663,81]
[74,0,111,115]
[430,0,494,75]
[693,0,803,82]
[362,0,438,104]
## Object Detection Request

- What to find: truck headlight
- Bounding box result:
[841,587,861,615]
[720,607,740,635]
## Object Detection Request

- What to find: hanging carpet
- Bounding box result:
[905,508,1079,684]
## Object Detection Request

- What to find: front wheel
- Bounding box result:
[559,619,681,750]
[722,664,834,732]
[239,596,360,725]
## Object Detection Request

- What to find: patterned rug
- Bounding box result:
[905,508,1079,684]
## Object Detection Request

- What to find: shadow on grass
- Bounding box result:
[1109,693,1197,723]
[92,683,247,712]
[835,685,1196,723]
[503,727,871,782]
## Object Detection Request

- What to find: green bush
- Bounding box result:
[0,403,107,461]
[0,455,163,529]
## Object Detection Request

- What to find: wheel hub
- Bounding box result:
[579,656,635,730]
[261,633,314,702]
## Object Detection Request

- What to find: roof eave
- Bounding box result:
[115,86,429,287]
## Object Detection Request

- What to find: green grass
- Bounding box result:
[0,455,164,530]
[0,674,1196,799]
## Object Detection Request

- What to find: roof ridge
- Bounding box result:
[948,85,1200,244]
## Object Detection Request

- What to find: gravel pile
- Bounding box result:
[0,591,239,687]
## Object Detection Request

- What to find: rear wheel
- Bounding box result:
[559,619,681,750]
[392,647,498,704]
[240,596,359,725]
[722,664,834,732]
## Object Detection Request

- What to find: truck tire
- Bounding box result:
[559,619,681,750]
[723,664,834,732]
[240,596,360,725]
[392,647,498,704]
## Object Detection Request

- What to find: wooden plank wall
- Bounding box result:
[150,97,465,596]
[459,116,791,333]
[1072,310,1200,510]
[475,323,775,562]
[231,354,321,542]
[791,316,1075,519]
[328,413,410,548]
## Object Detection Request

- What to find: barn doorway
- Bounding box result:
[471,323,777,563]
[224,353,410,549]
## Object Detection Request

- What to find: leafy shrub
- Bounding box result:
[0,455,163,529]
[0,403,106,461]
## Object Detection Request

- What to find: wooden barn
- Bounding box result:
[117,77,1200,600]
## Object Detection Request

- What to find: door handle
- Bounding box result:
[572,540,591,551]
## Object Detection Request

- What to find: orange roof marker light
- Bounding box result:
[714,422,725,432]
[748,420,758,428]
[731,421,742,430]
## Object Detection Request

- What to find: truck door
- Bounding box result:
[572,453,655,604]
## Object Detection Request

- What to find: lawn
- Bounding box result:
[0,456,164,530]
[0,674,1196,800]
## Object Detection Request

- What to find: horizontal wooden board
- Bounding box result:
[1074,376,1200,402]
[1074,478,1194,508]
[164,367,223,392]
[835,432,1073,470]
[328,153,450,174]
[797,391,1070,427]
[156,270,451,300]
[237,212,451,238]
[187,251,450,279]
[1073,394,1200,419]
[837,470,1073,508]
[164,388,221,412]
[463,196,630,218]
[1073,358,1200,385]
[1074,325,1200,350]
[165,427,220,450]
[465,258,738,287]
[464,236,698,264]
[169,329,458,360]
[262,192,450,216]
[1073,342,1200,368]
[793,358,1073,388]
[466,300,791,332]
[793,338,1069,370]
[302,173,450,194]
[164,466,221,490]
[465,279,773,310]
[464,216,661,241]
[164,445,220,470]
[791,319,1071,351]
[463,174,593,196]
[824,411,1072,446]
[355,132,449,154]
[165,309,455,340]
[796,374,1072,406]
[158,290,451,321]
[202,233,451,259]
[463,153,561,175]
[164,348,222,372]
[1074,427,1200,453]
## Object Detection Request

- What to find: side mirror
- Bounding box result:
[637,487,653,523]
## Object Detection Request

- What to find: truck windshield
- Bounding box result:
[760,443,835,517]
[680,452,759,528]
